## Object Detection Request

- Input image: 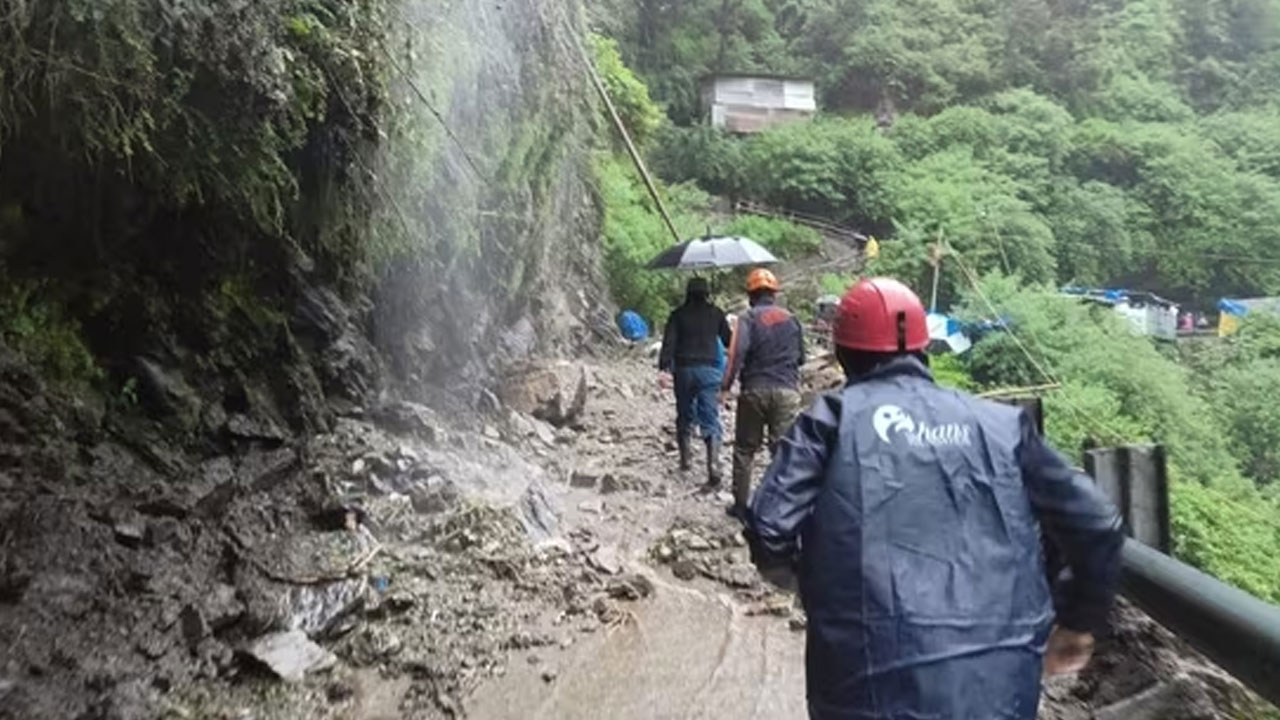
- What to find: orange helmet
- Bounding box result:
[746,268,780,293]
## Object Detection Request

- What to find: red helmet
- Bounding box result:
[832,277,930,352]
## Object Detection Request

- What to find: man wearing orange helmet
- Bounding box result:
[746,277,1124,720]
[720,268,806,517]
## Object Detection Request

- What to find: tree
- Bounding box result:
[609,0,796,124]
[956,275,1239,485]
[740,117,902,228]
[799,0,1003,113]
[883,149,1057,306]
[591,34,666,148]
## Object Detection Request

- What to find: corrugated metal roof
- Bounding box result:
[699,72,815,84]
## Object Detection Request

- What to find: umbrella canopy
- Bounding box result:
[646,235,778,270]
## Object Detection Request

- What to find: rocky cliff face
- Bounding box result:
[0,0,606,451]
[371,0,608,401]
[0,2,613,716]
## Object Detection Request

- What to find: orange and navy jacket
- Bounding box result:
[723,298,805,392]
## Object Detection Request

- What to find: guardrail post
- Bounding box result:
[1084,445,1171,554]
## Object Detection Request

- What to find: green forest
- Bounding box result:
[589,0,1280,602]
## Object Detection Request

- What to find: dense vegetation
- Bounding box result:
[0,0,391,407]
[954,278,1280,602]
[2,0,602,430]
[602,0,1280,308]
[589,0,1280,602]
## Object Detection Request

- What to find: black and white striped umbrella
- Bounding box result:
[645,236,779,270]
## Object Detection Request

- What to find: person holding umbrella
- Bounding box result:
[720,268,806,518]
[658,277,733,482]
[648,234,782,484]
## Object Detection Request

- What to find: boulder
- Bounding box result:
[240,447,300,489]
[500,363,589,428]
[671,560,699,581]
[181,605,210,649]
[283,578,367,639]
[225,413,288,444]
[203,583,246,631]
[590,545,623,576]
[375,401,440,441]
[113,520,146,548]
[409,475,462,515]
[134,357,202,431]
[606,574,655,601]
[245,630,337,682]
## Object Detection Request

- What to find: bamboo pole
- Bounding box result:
[570,35,683,245]
[977,383,1062,398]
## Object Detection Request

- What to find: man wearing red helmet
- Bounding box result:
[746,277,1124,720]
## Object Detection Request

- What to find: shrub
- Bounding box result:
[721,215,822,260]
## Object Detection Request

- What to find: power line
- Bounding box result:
[946,244,1133,446]
[1061,244,1280,267]
[376,40,489,183]
[948,247,1061,387]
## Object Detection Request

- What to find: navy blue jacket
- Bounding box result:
[723,298,805,392]
[659,299,733,372]
[748,357,1123,720]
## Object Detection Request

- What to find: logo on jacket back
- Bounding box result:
[873,405,973,447]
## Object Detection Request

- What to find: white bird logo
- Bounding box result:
[873,405,917,444]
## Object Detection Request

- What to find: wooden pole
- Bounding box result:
[572,35,683,245]
[929,236,944,312]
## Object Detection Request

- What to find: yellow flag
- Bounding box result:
[865,236,880,260]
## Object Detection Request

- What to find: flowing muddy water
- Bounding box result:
[468,572,807,720]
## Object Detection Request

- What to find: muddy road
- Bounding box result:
[468,577,807,720]
[1,348,1269,720]
[460,353,1269,720]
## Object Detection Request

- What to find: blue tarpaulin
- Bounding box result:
[927,312,972,354]
[1218,298,1249,317]
[617,310,650,341]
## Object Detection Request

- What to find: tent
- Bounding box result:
[926,312,972,354]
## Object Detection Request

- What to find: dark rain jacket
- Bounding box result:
[748,357,1124,720]
[724,298,805,392]
[659,298,733,372]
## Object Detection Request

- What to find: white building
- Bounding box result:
[701,74,817,133]
[1064,288,1179,341]
[1113,295,1179,341]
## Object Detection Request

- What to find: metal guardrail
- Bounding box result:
[994,396,1280,706]
[1121,539,1280,707]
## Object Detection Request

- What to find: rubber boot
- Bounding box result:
[705,437,723,487]
[678,434,693,472]
[729,448,753,519]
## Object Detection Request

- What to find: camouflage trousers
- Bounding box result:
[732,387,803,512]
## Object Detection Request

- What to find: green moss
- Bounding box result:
[209,275,286,330]
[0,278,102,388]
